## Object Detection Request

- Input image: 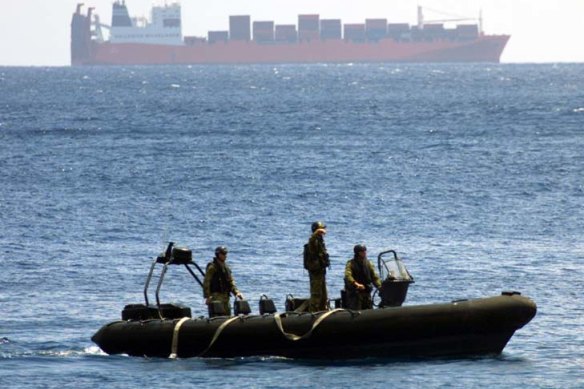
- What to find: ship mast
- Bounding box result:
[417,5,424,29]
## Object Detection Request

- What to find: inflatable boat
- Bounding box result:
[91,244,536,359]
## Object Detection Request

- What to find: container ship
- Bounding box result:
[71,1,510,66]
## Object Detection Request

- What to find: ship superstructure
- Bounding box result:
[71,2,509,65]
[109,1,182,45]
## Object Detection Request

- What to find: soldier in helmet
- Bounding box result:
[203,246,243,315]
[305,221,330,312]
[344,244,381,310]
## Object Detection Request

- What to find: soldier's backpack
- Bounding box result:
[303,243,311,270]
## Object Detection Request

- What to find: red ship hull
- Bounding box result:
[77,35,509,66]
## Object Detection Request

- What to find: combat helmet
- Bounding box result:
[353,244,367,255]
[311,221,326,232]
[215,246,228,255]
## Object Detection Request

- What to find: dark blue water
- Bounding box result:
[1,64,583,388]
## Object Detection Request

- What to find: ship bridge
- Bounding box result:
[109,1,183,46]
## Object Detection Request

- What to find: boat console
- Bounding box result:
[377,250,415,307]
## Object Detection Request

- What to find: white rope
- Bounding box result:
[170,309,346,358]
[169,317,190,359]
[169,315,243,359]
[197,316,241,356]
[273,309,345,341]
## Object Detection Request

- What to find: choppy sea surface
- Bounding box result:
[0,64,583,388]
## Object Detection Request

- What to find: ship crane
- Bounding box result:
[91,13,110,42]
[417,5,483,33]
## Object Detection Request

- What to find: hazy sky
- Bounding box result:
[0,0,583,66]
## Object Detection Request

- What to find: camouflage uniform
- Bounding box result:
[306,232,330,312]
[344,257,382,310]
[203,258,240,315]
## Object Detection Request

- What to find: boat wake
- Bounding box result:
[0,338,107,360]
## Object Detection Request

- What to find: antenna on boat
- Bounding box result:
[161,226,169,253]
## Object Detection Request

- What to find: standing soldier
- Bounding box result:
[344,244,381,310]
[203,246,243,315]
[305,221,330,312]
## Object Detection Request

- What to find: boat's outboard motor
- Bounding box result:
[377,250,414,307]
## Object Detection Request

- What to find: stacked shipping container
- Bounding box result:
[365,19,387,41]
[208,31,228,44]
[298,15,319,42]
[344,24,366,42]
[229,15,251,41]
[275,25,297,42]
[219,14,480,44]
[253,21,274,42]
[320,19,342,40]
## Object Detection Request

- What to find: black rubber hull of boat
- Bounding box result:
[91,294,536,359]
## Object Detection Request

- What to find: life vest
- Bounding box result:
[303,238,329,272]
[346,258,373,292]
[207,259,233,294]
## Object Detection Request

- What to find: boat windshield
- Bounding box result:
[381,257,413,281]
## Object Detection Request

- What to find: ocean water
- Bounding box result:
[0,63,582,388]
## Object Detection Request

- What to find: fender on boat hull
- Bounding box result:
[92,293,536,359]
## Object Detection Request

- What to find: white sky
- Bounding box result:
[0,0,583,66]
